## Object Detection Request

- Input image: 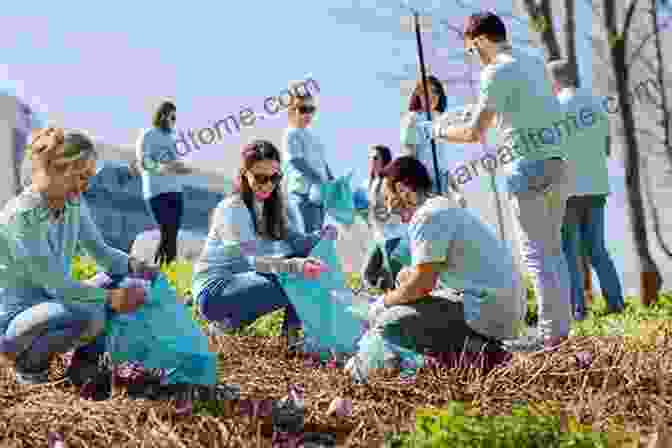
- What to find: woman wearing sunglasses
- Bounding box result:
[135,101,192,266]
[192,140,335,350]
[401,76,466,207]
[282,85,334,234]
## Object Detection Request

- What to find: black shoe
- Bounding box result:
[79,370,112,401]
[65,353,104,388]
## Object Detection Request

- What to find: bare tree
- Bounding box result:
[600,0,663,305]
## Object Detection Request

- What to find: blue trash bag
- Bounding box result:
[105,273,217,386]
[352,187,369,211]
[321,172,355,226]
[278,237,365,355]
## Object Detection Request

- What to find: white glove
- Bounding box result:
[367,296,388,324]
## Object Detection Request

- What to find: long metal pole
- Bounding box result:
[413,11,443,195]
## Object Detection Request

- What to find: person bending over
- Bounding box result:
[193,140,335,350]
[0,128,152,388]
[346,157,526,379]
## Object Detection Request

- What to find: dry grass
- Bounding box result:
[2,329,672,447]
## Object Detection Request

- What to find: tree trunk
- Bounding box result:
[603,0,662,306]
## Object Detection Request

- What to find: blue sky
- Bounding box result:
[0,0,666,294]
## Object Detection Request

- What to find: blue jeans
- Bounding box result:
[287,193,324,234]
[0,274,123,374]
[197,272,301,335]
[562,195,624,313]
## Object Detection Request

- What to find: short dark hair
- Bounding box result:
[380,156,432,194]
[464,12,507,42]
[152,101,176,129]
[409,75,447,113]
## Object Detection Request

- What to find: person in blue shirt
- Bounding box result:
[281,86,334,234]
[547,59,624,320]
[193,140,336,351]
[0,128,148,388]
[360,145,407,290]
[136,101,193,266]
[429,12,573,347]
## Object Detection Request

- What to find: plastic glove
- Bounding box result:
[319,224,338,241]
[83,272,113,288]
[367,296,388,323]
[301,258,329,280]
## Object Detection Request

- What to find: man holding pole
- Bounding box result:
[428,12,573,347]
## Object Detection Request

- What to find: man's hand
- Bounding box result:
[395,266,414,288]
[107,287,146,313]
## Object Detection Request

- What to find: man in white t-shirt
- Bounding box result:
[345,157,526,379]
[428,12,572,346]
[547,60,624,320]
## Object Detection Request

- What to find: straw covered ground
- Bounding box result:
[2,258,672,446]
[2,330,672,447]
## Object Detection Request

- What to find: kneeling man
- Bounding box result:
[347,156,526,379]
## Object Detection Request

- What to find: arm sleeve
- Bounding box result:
[212,204,304,275]
[77,199,129,276]
[285,227,321,258]
[285,131,324,184]
[6,207,107,303]
[409,211,455,267]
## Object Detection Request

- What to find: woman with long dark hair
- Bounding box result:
[136,101,192,266]
[402,75,466,206]
[360,145,407,290]
[192,140,334,350]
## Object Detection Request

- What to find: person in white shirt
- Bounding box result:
[430,12,572,347]
[135,101,192,266]
[401,75,466,206]
[281,87,333,234]
[345,156,524,381]
[547,59,624,320]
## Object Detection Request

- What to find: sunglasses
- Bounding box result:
[248,171,283,185]
[166,113,176,122]
[298,105,316,115]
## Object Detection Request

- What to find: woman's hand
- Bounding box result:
[301,257,329,280]
[107,287,146,313]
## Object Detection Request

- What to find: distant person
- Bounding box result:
[345,157,524,380]
[282,84,334,234]
[401,75,466,206]
[360,145,407,290]
[192,140,336,351]
[136,101,192,266]
[430,12,572,347]
[547,59,624,320]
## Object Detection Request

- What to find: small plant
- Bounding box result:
[385,401,611,447]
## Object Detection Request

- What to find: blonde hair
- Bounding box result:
[23,130,98,187]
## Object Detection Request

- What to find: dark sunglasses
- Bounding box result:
[165,113,176,122]
[248,171,283,185]
[298,105,316,115]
